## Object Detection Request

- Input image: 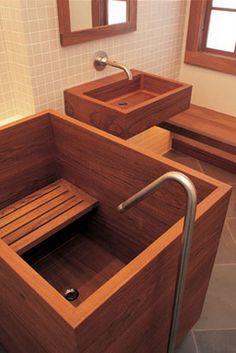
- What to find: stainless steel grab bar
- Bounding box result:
[117,171,197,353]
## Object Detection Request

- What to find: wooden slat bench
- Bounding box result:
[0,179,98,254]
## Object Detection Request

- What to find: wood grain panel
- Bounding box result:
[26,231,125,307]
[0,114,58,209]
[51,115,215,262]
[128,126,172,155]
[0,241,77,353]
[73,236,181,353]
[86,75,141,102]
[185,49,236,76]
[177,189,231,343]
[0,311,48,353]
[160,104,236,154]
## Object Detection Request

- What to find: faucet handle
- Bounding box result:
[94,51,109,71]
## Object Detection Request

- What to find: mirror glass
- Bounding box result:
[69,0,128,31]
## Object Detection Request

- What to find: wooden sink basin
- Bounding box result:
[64,69,192,139]
[0,110,230,353]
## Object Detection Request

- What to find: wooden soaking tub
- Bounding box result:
[0,110,231,353]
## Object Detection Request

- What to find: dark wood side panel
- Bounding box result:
[0,242,77,353]
[125,88,192,139]
[64,90,127,138]
[0,115,59,209]
[51,116,215,262]
[177,189,231,343]
[0,307,48,353]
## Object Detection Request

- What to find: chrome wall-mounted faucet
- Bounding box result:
[94,51,133,80]
[117,171,197,353]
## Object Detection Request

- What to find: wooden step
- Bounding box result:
[0,179,98,254]
[160,104,236,155]
[173,135,236,174]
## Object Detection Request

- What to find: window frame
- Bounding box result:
[185,0,236,75]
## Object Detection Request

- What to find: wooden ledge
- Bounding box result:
[160,104,236,154]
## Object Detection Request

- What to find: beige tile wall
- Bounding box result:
[0,0,35,119]
[0,15,16,119]
[0,0,187,121]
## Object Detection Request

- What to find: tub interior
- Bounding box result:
[23,217,129,307]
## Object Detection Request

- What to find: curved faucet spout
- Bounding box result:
[94,51,133,80]
[105,59,133,80]
[117,171,197,353]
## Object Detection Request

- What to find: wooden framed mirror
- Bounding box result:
[57,0,137,46]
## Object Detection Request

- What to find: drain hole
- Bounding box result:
[64,288,79,301]
[118,101,128,106]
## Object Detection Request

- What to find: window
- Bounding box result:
[185,0,236,75]
[204,0,236,55]
[108,0,127,25]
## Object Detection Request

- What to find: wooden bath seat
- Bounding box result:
[0,179,98,255]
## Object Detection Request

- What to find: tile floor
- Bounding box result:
[0,150,235,353]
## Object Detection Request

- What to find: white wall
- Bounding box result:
[0,0,187,122]
[180,1,236,117]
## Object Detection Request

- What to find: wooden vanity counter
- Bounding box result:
[0,110,231,353]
